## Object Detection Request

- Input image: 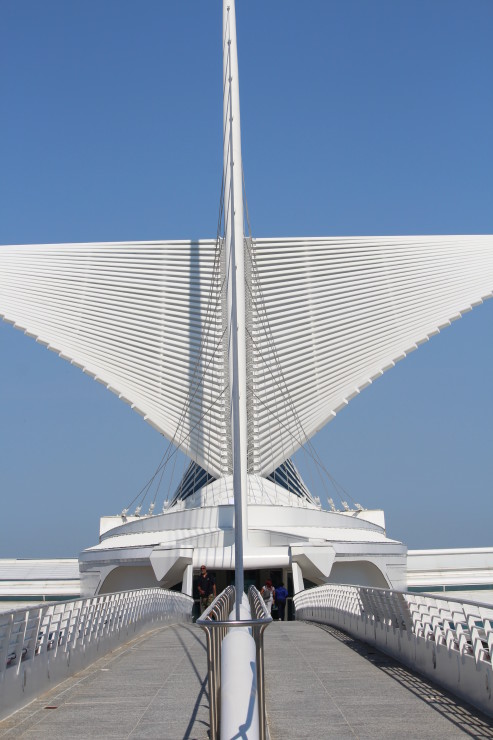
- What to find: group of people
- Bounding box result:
[197,567,290,620]
[260,579,288,621]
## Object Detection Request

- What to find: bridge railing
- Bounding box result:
[0,587,193,721]
[196,585,236,739]
[197,586,272,740]
[294,584,493,717]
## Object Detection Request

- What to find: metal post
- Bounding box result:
[204,629,217,739]
[223,0,248,619]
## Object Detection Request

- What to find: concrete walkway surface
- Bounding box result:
[1,620,493,739]
[265,621,493,740]
[0,623,209,739]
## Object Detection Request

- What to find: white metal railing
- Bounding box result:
[0,587,193,720]
[294,584,493,718]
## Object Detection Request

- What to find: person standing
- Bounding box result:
[261,579,275,614]
[198,565,216,614]
[275,582,288,621]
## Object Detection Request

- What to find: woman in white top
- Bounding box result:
[261,579,275,614]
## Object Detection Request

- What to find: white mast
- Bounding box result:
[223,0,248,615]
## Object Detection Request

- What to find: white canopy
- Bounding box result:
[1,234,492,478]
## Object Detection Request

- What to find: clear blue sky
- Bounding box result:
[0,1,492,557]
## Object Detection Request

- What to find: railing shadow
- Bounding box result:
[170,624,210,739]
[314,622,493,738]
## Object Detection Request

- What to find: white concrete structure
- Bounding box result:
[3,548,493,609]
[79,483,406,597]
[408,548,493,605]
[0,560,80,613]
[1,2,492,598]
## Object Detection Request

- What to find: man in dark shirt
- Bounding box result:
[198,565,216,614]
[275,582,288,621]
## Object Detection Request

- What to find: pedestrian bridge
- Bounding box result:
[1,621,492,739]
[1,585,493,738]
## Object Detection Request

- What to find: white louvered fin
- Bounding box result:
[0,240,227,478]
[2,235,493,484]
[250,235,493,476]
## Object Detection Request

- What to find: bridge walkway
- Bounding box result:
[0,623,209,739]
[265,621,493,739]
[1,621,493,738]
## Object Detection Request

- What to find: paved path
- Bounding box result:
[0,623,209,739]
[1,620,493,739]
[265,621,493,739]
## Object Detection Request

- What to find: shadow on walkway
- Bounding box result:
[313,622,493,739]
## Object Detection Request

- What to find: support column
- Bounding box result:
[292,562,305,595]
[223,0,248,617]
[182,563,193,598]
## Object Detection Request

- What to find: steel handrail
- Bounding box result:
[296,581,493,612]
[294,583,493,667]
[0,587,194,722]
[197,586,272,740]
[0,587,193,676]
[197,586,235,739]
[294,582,493,718]
[247,585,272,740]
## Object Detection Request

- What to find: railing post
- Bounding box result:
[253,622,269,740]
[204,627,217,740]
[0,613,14,682]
